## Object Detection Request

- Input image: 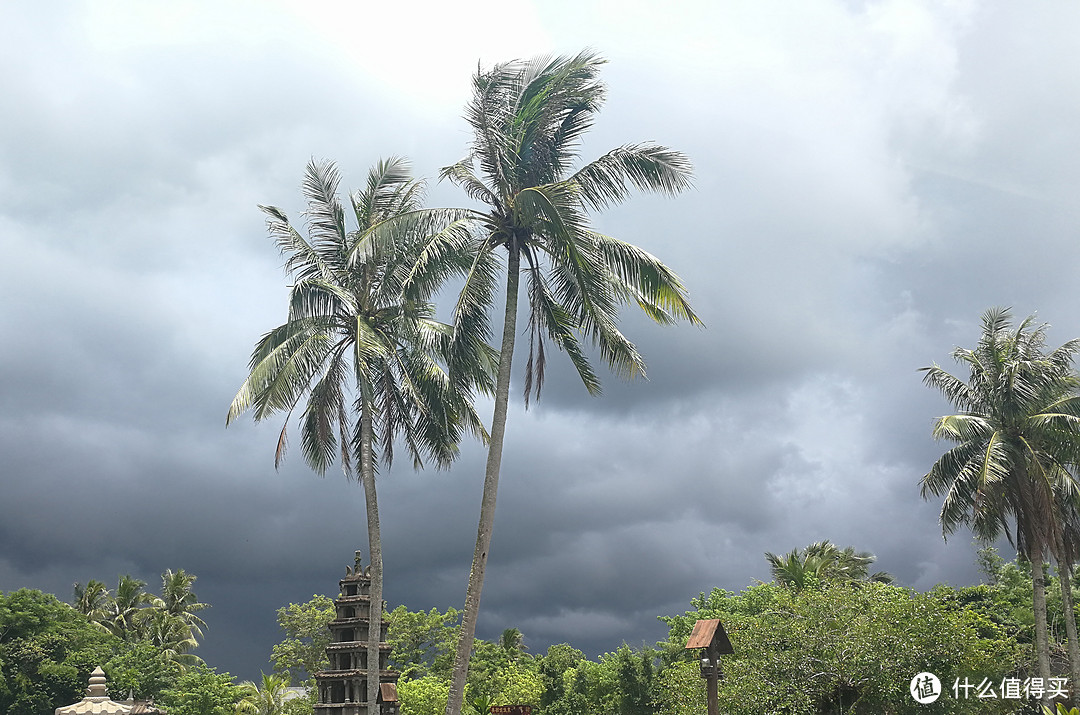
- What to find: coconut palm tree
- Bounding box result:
[144,607,203,669]
[73,579,111,631]
[236,673,291,715]
[433,51,701,715]
[764,541,892,590]
[152,569,209,641]
[498,627,526,661]
[104,575,154,642]
[228,158,494,709]
[921,307,1080,697]
[826,543,894,584]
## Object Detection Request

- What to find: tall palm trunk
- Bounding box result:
[1055,529,1080,698]
[1060,565,1080,697]
[1019,464,1053,701]
[360,388,383,711]
[1032,550,1053,706]
[445,245,521,715]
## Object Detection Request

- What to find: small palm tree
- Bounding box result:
[498,627,525,660]
[921,307,1080,696]
[433,51,701,715]
[466,692,495,715]
[153,568,209,642]
[229,158,494,709]
[144,607,203,669]
[765,541,892,590]
[236,673,291,715]
[104,575,154,641]
[73,579,111,631]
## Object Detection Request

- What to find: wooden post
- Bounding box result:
[706,646,719,715]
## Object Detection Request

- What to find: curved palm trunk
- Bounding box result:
[360,395,384,712]
[445,245,521,715]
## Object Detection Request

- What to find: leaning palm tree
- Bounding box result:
[433,51,701,715]
[228,158,493,709]
[921,307,1080,698]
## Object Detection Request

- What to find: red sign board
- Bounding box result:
[490,707,531,715]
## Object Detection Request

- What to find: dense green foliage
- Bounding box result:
[73,570,209,668]
[104,639,183,703]
[398,676,451,715]
[387,604,461,680]
[8,544,1079,715]
[657,582,1024,714]
[272,557,1075,715]
[158,664,243,715]
[271,594,334,684]
[0,590,121,715]
[1,579,234,714]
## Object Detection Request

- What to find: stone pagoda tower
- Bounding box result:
[314,551,398,715]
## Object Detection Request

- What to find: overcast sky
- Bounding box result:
[3,0,1080,682]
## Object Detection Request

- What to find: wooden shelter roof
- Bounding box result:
[684,619,734,654]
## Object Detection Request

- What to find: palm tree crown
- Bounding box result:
[73,579,111,628]
[153,568,209,642]
[921,308,1080,552]
[236,673,291,715]
[228,158,493,472]
[104,575,154,642]
[765,541,893,590]
[438,49,701,401]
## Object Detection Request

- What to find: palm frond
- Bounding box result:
[439,159,499,207]
[301,159,348,253]
[572,143,693,211]
[593,231,702,326]
[227,319,334,424]
[260,204,332,283]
